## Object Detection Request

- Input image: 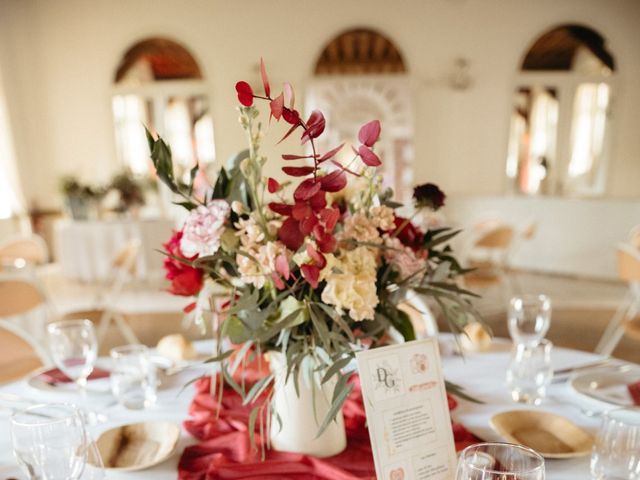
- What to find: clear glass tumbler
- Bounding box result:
[110,344,157,409]
[506,339,553,405]
[456,442,545,480]
[508,295,551,346]
[591,407,640,479]
[10,403,88,480]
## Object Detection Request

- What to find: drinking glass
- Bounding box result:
[110,344,157,409]
[10,404,88,480]
[591,407,640,479]
[456,442,545,479]
[47,319,98,395]
[508,295,551,346]
[506,339,553,405]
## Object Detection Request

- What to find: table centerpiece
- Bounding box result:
[148,59,479,458]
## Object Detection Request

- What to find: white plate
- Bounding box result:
[26,366,112,396]
[570,367,640,407]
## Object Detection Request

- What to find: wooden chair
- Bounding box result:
[595,244,640,356]
[0,279,52,382]
[0,234,49,268]
[63,238,142,346]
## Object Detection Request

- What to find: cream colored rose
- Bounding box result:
[342,213,381,244]
[369,205,395,231]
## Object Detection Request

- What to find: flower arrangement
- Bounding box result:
[148,59,479,441]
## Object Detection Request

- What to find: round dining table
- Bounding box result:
[0,338,621,479]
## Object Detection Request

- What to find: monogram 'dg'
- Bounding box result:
[372,357,403,399]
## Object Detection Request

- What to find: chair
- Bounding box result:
[0,234,49,268]
[63,238,142,346]
[0,279,52,382]
[595,244,640,356]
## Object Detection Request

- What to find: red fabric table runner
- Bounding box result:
[178,375,478,479]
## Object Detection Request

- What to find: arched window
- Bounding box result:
[112,37,214,185]
[506,24,615,196]
[306,28,413,204]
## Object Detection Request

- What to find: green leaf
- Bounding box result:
[316,380,353,438]
[243,374,273,405]
[203,350,235,364]
[315,303,355,342]
[321,356,352,384]
[247,406,260,451]
[423,229,462,249]
[188,163,199,196]
[173,200,198,211]
[212,168,230,199]
[257,309,303,342]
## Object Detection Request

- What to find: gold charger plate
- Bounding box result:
[490,410,593,459]
[92,421,180,471]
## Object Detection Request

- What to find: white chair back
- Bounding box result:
[0,234,49,268]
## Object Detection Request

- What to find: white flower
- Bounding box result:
[321,247,379,321]
[180,200,230,257]
[370,205,395,231]
[237,241,289,288]
[235,215,265,249]
[342,213,381,244]
[231,201,246,215]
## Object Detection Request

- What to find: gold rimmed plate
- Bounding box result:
[92,421,181,471]
[490,410,593,459]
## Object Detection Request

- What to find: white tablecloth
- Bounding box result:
[0,339,623,479]
[54,219,175,282]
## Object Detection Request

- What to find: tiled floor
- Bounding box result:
[36,267,639,362]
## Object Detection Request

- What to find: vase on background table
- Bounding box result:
[268,352,347,458]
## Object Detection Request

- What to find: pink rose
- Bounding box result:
[180,200,230,257]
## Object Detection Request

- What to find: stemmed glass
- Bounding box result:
[47,319,98,397]
[508,295,551,346]
[456,442,545,479]
[10,403,103,480]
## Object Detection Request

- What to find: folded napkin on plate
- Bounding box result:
[628,381,640,406]
[38,367,110,385]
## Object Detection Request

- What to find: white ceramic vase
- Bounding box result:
[269,352,347,458]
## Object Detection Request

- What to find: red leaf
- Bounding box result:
[320,170,347,192]
[270,93,284,121]
[318,143,344,163]
[268,202,292,216]
[271,272,285,290]
[283,166,315,177]
[358,145,382,167]
[267,177,281,194]
[235,81,254,106]
[300,215,318,235]
[301,264,320,288]
[278,122,300,144]
[306,244,327,269]
[319,207,340,231]
[331,160,361,177]
[183,302,197,314]
[278,217,305,251]
[275,255,290,280]
[260,58,271,97]
[358,120,381,147]
[294,178,321,201]
[282,108,300,125]
[292,203,312,221]
[313,224,325,239]
[282,154,314,161]
[301,110,326,144]
[284,82,295,109]
[317,233,337,253]
[309,190,327,211]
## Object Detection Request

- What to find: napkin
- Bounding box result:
[628,381,640,406]
[37,367,110,385]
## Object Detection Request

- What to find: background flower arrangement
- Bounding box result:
[148,59,479,439]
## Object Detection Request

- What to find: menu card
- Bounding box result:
[356,339,457,480]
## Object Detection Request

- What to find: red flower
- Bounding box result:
[391,216,424,251]
[163,230,203,296]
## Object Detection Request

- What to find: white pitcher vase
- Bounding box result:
[268,351,347,458]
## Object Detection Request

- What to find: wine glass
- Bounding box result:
[47,319,98,396]
[110,344,157,410]
[457,443,545,479]
[10,404,88,480]
[508,295,551,346]
[591,407,640,479]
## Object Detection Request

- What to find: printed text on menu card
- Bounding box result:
[356,339,457,480]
